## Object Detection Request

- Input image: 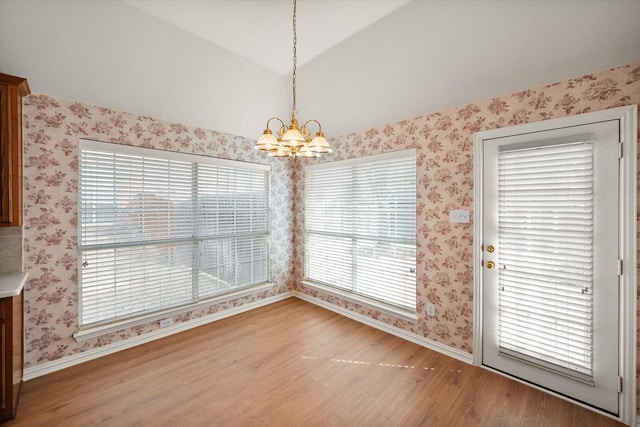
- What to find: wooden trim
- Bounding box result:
[0,73,30,227]
[0,74,29,97]
[0,299,6,412]
[0,86,11,224]
[0,292,23,421]
[9,85,22,226]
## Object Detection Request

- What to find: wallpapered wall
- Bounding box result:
[21,99,296,368]
[295,63,640,355]
[21,62,640,409]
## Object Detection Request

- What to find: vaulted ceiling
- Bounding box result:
[123,0,412,76]
[1,0,639,139]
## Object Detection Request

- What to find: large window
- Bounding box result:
[304,150,417,311]
[78,140,270,327]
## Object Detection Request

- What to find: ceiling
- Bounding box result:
[119,0,640,138]
[123,0,411,76]
[2,0,640,139]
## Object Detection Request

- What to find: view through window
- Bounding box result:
[78,140,270,327]
[304,150,417,311]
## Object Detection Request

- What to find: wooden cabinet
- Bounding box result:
[0,291,23,421]
[0,73,30,227]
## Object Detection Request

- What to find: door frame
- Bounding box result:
[473,105,637,425]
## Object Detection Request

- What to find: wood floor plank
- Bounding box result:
[7,298,625,426]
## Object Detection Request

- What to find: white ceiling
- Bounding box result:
[123,0,411,76]
[2,0,640,139]
[119,0,640,138]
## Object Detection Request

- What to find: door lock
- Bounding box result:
[486,245,495,253]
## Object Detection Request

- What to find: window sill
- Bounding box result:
[73,282,275,342]
[300,280,419,323]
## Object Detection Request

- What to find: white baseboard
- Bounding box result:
[24,291,475,381]
[294,291,474,365]
[23,291,636,424]
[23,292,294,381]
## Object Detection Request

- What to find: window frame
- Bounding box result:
[303,149,417,320]
[77,139,271,331]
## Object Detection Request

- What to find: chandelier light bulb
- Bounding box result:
[255,129,279,151]
[308,132,333,153]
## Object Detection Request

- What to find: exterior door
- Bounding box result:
[481,119,620,414]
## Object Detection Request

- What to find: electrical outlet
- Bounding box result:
[160,318,173,328]
[427,303,436,316]
[450,209,470,223]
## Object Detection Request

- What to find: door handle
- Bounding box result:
[486,261,495,269]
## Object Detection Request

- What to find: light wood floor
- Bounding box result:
[8,298,624,426]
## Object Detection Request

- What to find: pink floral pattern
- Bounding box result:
[22,62,640,410]
[293,63,640,377]
[22,98,296,367]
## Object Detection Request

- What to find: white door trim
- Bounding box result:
[473,105,637,425]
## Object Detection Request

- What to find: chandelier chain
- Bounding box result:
[255,0,332,158]
[291,0,297,120]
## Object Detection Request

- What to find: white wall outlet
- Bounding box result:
[450,209,470,223]
[426,303,436,316]
[160,318,173,328]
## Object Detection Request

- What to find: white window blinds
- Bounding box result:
[497,138,594,382]
[78,140,269,327]
[305,150,416,311]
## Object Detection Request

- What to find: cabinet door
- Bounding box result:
[0,298,6,412]
[0,73,29,227]
[0,294,23,421]
[0,83,12,224]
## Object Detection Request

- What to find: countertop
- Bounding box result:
[0,272,27,298]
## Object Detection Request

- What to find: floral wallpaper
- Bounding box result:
[21,61,640,413]
[22,98,296,368]
[294,62,640,384]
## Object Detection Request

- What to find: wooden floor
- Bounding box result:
[8,298,624,426]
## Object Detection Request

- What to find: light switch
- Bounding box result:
[450,209,470,223]
[427,303,436,316]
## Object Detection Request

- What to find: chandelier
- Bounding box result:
[255,0,332,158]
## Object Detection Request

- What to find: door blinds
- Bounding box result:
[497,138,595,383]
[78,140,269,327]
[305,150,416,311]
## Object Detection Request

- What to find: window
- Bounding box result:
[78,140,270,327]
[304,150,417,311]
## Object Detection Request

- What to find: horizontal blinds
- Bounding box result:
[78,140,269,327]
[497,140,594,382]
[80,150,194,247]
[80,242,195,325]
[305,150,416,311]
[197,236,269,299]
[197,163,269,237]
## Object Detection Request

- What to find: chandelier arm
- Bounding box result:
[265,117,287,130]
[264,117,287,139]
[301,119,322,134]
